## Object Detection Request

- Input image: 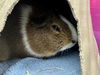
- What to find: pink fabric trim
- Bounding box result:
[90,0,100,54]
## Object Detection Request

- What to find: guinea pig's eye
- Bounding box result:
[51,24,61,32]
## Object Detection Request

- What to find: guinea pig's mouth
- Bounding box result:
[59,42,77,52]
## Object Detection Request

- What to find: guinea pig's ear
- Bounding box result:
[32,17,45,24]
[30,15,48,25]
[51,24,61,33]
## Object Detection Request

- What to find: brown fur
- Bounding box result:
[0,4,75,61]
[26,11,72,56]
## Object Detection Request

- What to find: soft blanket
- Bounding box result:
[0,51,81,75]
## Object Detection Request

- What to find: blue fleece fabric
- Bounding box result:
[0,51,81,75]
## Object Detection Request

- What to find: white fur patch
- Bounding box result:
[20,5,43,57]
[59,15,78,51]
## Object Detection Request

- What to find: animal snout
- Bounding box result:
[72,40,76,43]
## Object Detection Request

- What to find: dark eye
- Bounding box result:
[51,24,61,32]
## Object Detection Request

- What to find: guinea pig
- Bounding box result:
[0,5,77,61]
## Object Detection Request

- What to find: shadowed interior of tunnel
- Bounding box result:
[19,0,79,57]
[3,0,79,58]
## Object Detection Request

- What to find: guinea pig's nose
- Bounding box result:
[72,40,76,43]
